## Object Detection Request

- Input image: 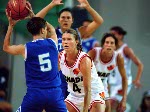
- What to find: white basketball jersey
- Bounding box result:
[94,47,118,92]
[59,50,104,96]
[114,43,132,85]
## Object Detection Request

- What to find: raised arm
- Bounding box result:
[117,54,127,112]
[124,47,143,88]
[80,56,92,112]
[35,0,63,18]
[46,22,57,44]
[78,0,103,38]
[3,10,25,57]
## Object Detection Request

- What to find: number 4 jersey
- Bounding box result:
[24,38,61,88]
[59,50,104,96]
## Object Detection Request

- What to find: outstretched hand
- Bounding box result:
[133,80,142,88]
[5,9,20,27]
[25,2,35,19]
[52,0,63,5]
[77,0,90,8]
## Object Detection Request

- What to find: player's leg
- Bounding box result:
[64,94,83,112]
[110,98,119,112]
[104,88,111,112]
[105,100,111,112]
[65,101,78,112]
[90,93,106,112]
[90,102,105,112]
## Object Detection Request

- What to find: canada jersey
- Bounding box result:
[114,44,132,85]
[94,47,118,97]
[82,37,98,53]
[25,38,61,88]
[117,44,132,77]
[59,51,104,96]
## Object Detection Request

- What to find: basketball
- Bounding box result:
[6,0,30,20]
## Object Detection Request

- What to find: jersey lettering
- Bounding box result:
[97,72,110,77]
[73,83,81,93]
[65,76,83,83]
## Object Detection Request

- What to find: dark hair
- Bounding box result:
[82,19,92,23]
[63,28,82,51]
[27,17,46,36]
[101,33,118,47]
[110,26,127,36]
[58,8,73,18]
[140,90,150,112]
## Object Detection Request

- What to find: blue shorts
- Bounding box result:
[16,87,67,112]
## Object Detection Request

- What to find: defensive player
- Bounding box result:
[88,33,128,112]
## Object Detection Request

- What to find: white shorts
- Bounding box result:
[65,92,105,112]
[110,76,132,101]
[104,86,110,100]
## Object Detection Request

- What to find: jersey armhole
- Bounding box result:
[24,44,27,61]
[78,54,92,70]
[116,53,120,66]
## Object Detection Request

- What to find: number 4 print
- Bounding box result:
[73,83,81,93]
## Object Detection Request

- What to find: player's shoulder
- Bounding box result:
[79,51,91,61]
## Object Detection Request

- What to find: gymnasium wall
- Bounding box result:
[82,0,150,111]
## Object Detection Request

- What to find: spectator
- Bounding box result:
[0,67,12,112]
[137,90,150,112]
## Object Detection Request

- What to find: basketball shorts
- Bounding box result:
[110,76,132,101]
[65,92,105,112]
[16,87,67,112]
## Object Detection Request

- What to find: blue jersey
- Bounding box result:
[56,28,67,88]
[25,38,61,88]
[56,28,64,52]
[82,37,99,53]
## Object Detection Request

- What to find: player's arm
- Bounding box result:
[58,53,61,71]
[80,56,91,112]
[88,48,96,60]
[116,54,127,112]
[124,47,143,88]
[35,0,63,18]
[3,10,25,57]
[46,22,58,44]
[78,0,103,38]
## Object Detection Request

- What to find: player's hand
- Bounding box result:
[77,0,90,8]
[51,0,63,6]
[25,2,35,19]
[117,100,126,112]
[133,79,142,88]
[5,9,20,27]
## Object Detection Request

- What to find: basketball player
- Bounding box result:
[59,28,105,112]
[36,0,104,99]
[81,19,100,53]
[88,33,127,112]
[109,26,144,112]
[3,12,67,111]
